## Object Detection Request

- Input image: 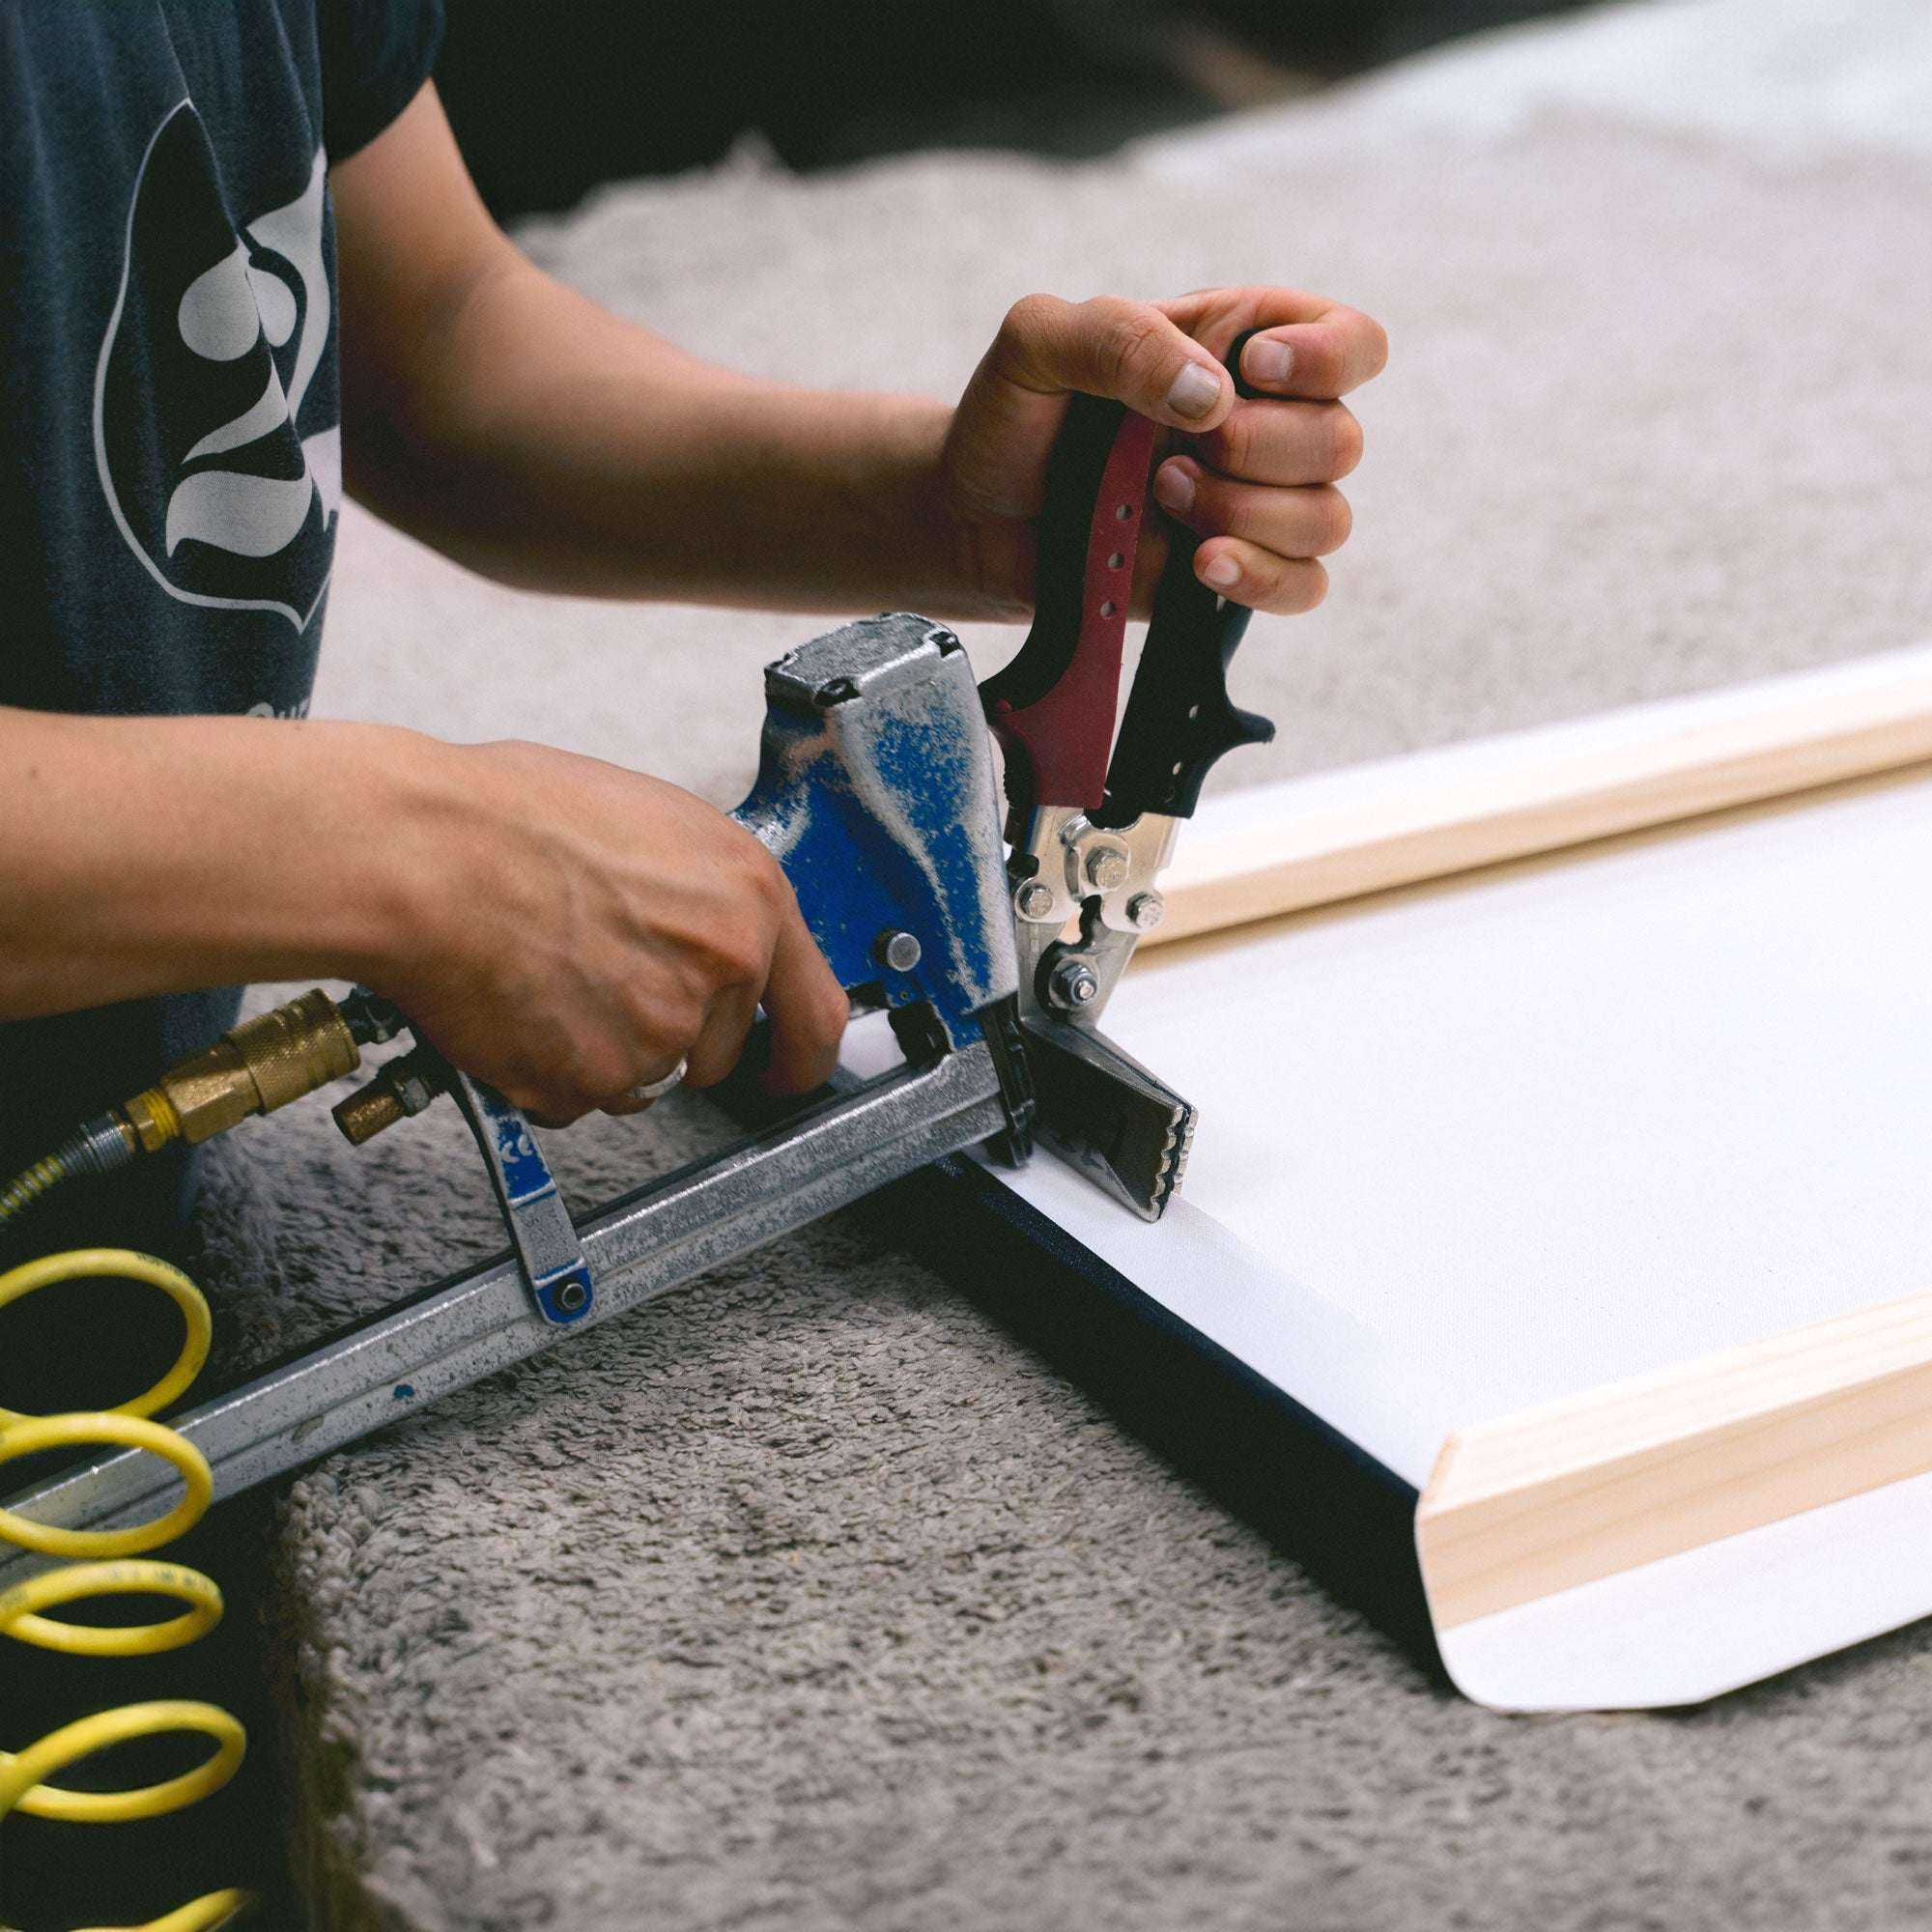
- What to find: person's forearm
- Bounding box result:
[341,256,1015,618]
[0,702,853,1119]
[0,708,439,1023]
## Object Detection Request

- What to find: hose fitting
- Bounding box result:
[0,989,364,1233]
[0,1117,137,1229]
[124,988,360,1150]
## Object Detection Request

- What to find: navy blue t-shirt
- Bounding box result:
[0,1,441,1237]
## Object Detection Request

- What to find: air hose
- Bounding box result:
[0,1248,254,1932]
[0,989,416,1926]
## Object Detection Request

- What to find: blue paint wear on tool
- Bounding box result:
[298,614,1030,1332]
[733,616,1018,1053]
[454,1073,597,1326]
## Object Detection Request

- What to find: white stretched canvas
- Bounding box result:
[991,651,1932,1711]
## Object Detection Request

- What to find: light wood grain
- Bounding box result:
[1146,656,1932,947]
[1416,1288,1932,1630]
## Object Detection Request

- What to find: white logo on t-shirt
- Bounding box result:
[94,99,340,632]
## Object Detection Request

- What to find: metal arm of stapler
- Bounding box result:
[316,613,1037,1334]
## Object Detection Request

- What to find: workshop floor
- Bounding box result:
[146,1,1932,1924]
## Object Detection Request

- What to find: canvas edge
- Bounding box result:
[1413,1284,1932,1709]
[1426,1463,1932,1712]
[1016,640,1932,1708]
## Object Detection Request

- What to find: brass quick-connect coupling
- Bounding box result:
[122,988,362,1150]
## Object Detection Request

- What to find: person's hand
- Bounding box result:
[375,740,849,1126]
[940,285,1387,618]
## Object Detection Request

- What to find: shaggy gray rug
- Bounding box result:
[163,7,1932,1925]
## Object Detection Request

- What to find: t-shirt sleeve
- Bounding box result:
[316,0,445,163]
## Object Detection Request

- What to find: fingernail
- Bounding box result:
[1245,336,1293,384]
[1165,360,1223,419]
[1152,462,1195,515]
[1202,554,1240,588]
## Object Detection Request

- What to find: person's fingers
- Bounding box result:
[990,293,1237,432]
[1152,460,1352,560]
[557,1034,683,1120]
[1195,398,1363,488]
[1187,536,1329,616]
[680,980,762,1092]
[1160,283,1337,336]
[496,1050,620,1130]
[1236,305,1388,401]
[759,901,849,1095]
[1157,287,1388,400]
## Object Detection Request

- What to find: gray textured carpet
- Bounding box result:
[177,7,1932,1925]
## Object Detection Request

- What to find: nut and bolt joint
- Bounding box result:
[1048,957,1100,1009]
[873,928,923,973]
[1083,846,1130,894]
[1125,892,1166,931]
[332,1045,446,1148]
[1014,880,1058,922]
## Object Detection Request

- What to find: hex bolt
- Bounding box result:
[1048,957,1100,1009]
[1125,892,1166,931]
[1083,846,1130,893]
[1015,880,1057,922]
[874,928,923,973]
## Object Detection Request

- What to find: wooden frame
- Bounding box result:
[1416,1287,1932,1629]
[1148,645,1932,947]
[983,642,1932,1712]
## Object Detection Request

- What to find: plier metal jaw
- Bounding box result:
[1010,805,1177,1018]
[979,338,1276,1217]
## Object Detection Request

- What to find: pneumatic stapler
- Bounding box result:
[0,349,1273,1566]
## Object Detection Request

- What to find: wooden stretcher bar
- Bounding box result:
[1148,644,1932,946]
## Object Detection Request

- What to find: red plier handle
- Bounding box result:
[977,398,1157,817]
[980,337,1277,830]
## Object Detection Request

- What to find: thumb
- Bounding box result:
[991,293,1234,433]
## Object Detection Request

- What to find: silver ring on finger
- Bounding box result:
[628,1056,688,1104]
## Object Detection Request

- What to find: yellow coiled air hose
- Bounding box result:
[0,1249,254,1932]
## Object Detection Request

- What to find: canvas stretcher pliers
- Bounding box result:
[977,334,1276,1215]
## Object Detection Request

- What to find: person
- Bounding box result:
[0,3,1386,1250]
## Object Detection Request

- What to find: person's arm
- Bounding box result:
[0,707,849,1124]
[4,87,1387,1131]
[330,83,1387,622]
